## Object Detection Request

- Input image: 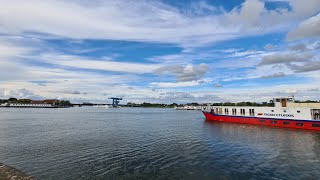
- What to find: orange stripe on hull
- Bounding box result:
[203,111,320,131]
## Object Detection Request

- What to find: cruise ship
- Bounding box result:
[0,103,57,108]
[202,97,320,131]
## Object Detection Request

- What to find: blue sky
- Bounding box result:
[0,0,319,103]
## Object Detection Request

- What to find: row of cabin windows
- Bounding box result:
[258,120,320,127]
[215,108,316,119]
[8,104,51,106]
[215,108,255,116]
[214,108,314,117]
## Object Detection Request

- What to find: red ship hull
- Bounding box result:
[203,111,320,131]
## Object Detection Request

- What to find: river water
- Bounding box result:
[0,107,319,179]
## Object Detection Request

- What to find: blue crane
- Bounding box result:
[108,97,123,107]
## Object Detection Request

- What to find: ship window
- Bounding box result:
[297,110,300,113]
[249,109,255,116]
[296,123,304,126]
[271,121,277,124]
[259,120,265,123]
[240,109,245,115]
[283,110,287,113]
[312,124,320,127]
[276,99,280,102]
[232,108,237,115]
[283,122,290,125]
[312,111,320,120]
[271,110,274,112]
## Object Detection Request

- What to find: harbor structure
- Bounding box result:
[108,97,123,107]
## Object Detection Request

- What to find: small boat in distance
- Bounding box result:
[202,97,320,131]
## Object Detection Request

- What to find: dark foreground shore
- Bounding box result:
[0,163,35,180]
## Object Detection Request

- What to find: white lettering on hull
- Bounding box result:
[262,113,294,117]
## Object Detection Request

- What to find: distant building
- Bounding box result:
[17,99,31,104]
[31,100,45,104]
[44,99,60,105]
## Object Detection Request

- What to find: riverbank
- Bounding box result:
[0,163,35,180]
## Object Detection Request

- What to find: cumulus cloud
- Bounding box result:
[65,90,81,95]
[150,77,212,88]
[214,84,223,88]
[227,0,265,28]
[289,61,320,73]
[282,88,298,94]
[308,88,319,91]
[261,72,287,78]
[258,53,313,65]
[287,13,320,40]
[289,43,308,52]
[3,88,43,99]
[154,63,209,82]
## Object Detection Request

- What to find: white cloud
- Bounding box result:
[287,13,320,40]
[0,0,319,47]
[155,63,209,82]
[151,80,203,88]
[231,50,265,57]
[0,39,34,58]
[3,88,43,99]
[214,84,223,88]
[37,54,161,74]
[258,53,313,65]
[227,0,265,28]
[289,61,320,73]
[261,72,287,78]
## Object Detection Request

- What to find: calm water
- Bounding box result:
[0,107,320,180]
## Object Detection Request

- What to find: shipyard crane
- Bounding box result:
[108,97,123,107]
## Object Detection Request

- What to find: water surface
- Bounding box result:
[0,107,319,179]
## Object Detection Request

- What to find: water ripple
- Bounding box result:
[0,108,320,179]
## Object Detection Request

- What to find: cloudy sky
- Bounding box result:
[0,0,319,104]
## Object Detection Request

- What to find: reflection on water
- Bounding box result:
[0,108,319,179]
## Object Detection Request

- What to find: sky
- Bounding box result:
[0,0,319,104]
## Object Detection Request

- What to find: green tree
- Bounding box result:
[59,100,71,107]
